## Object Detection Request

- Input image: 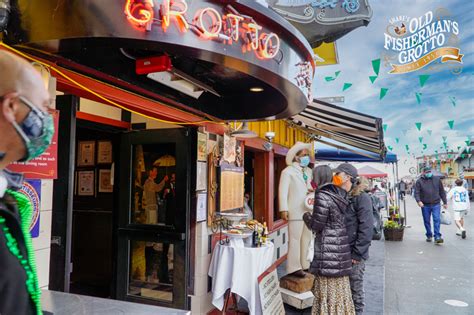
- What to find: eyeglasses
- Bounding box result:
[18,96,48,139]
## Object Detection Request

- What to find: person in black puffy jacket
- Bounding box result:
[303,165,355,315]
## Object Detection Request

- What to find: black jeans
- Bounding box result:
[350,259,366,315]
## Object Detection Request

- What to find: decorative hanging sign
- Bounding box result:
[384,10,463,74]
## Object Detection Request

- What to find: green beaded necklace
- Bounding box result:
[0,190,42,315]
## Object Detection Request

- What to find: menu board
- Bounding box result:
[218,163,244,212]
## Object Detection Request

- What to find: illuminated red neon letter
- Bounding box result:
[196,7,222,38]
[124,0,154,26]
[161,0,189,33]
[260,33,280,59]
[225,14,244,42]
[247,23,262,50]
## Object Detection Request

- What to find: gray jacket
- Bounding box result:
[415,176,447,205]
[346,192,373,261]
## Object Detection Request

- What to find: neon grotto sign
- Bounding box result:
[124,0,281,60]
[384,10,463,74]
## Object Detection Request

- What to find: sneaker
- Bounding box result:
[435,238,444,244]
[462,230,466,239]
[426,237,432,242]
[456,231,462,236]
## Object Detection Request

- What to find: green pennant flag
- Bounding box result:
[388,145,393,151]
[419,137,423,143]
[405,144,410,151]
[466,140,471,146]
[342,83,353,91]
[335,71,341,77]
[415,122,422,131]
[449,96,456,107]
[442,136,447,142]
[427,130,432,136]
[448,120,455,129]
[415,92,422,104]
[423,144,428,150]
[461,154,465,159]
[458,146,462,151]
[395,138,400,143]
[448,154,452,159]
[372,59,381,75]
[369,76,378,84]
[383,124,388,132]
[324,70,341,82]
[419,74,430,87]
[380,88,389,100]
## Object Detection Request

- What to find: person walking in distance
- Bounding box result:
[415,167,448,244]
[447,179,470,239]
[333,163,373,315]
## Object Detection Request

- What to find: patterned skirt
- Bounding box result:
[311,275,355,315]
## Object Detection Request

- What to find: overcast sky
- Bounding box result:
[312,0,474,161]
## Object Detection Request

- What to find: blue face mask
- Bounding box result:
[425,172,433,178]
[299,156,311,168]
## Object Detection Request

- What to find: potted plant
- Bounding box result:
[388,205,399,217]
[391,213,405,226]
[383,220,404,241]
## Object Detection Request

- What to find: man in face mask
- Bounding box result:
[415,166,448,244]
[279,142,314,277]
[0,50,54,315]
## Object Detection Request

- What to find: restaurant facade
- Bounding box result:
[1,0,380,313]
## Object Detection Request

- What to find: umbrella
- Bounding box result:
[153,155,176,174]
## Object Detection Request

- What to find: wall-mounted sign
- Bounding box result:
[125,0,281,60]
[384,9,463,74]
[19,180,41,238]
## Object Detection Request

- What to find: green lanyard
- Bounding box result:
[0,190,42,315]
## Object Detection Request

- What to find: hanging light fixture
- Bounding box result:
[231,122,257,139]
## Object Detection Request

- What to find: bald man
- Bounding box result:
[0,50,53,315]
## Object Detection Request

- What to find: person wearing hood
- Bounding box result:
[415,167,448,244]
[0,50,54,314]
[279,141,314,277]
[303,165,355,315]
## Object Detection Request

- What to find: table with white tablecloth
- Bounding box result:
[208,240,274,315]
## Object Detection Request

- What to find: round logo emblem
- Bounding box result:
[19,182,41,232]
[305,193,314,211]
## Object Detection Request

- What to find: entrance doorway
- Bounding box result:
[115,129,193,310]
[70,120,122,298]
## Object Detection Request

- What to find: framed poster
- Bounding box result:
[196,193,207,222]
[77,141,95,166]
[77,170,95,196]
[97,141,113,164]
[197,132,207,162]
[196,161,207,191]
[223,134,237,164]
[218,163,244,211]
[98,169,113,193]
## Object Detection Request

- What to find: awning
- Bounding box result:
[357,165,388,178]
[289,99,386,157]
[316,148,397,163]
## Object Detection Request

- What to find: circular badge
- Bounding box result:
[305,193,314,211]
[19,182,41,232]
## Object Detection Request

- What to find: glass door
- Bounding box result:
[115,129,192,310]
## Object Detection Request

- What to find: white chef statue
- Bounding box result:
[279,142,314,277]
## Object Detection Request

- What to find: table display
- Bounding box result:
[208,241,274,314]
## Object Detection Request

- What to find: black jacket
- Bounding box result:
[415,176,447,205]
[0,194,36,315]
[346,192,373,261]
[303,184,352,277]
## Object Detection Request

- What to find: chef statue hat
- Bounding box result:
[286,141,314,166]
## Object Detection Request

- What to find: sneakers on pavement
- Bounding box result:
[435,238,444,244]
[426,237,432,242]
[456,231,462,236]
[462,230,466,239]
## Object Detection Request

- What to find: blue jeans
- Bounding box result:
[421,204,441,239]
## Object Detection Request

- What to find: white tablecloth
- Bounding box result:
[208,241,274,315]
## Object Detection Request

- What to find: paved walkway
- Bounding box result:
[384,196,474,314]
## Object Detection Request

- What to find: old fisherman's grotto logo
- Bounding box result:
[384,10,463,74]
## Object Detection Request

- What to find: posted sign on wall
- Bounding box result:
[7,110,59,180]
